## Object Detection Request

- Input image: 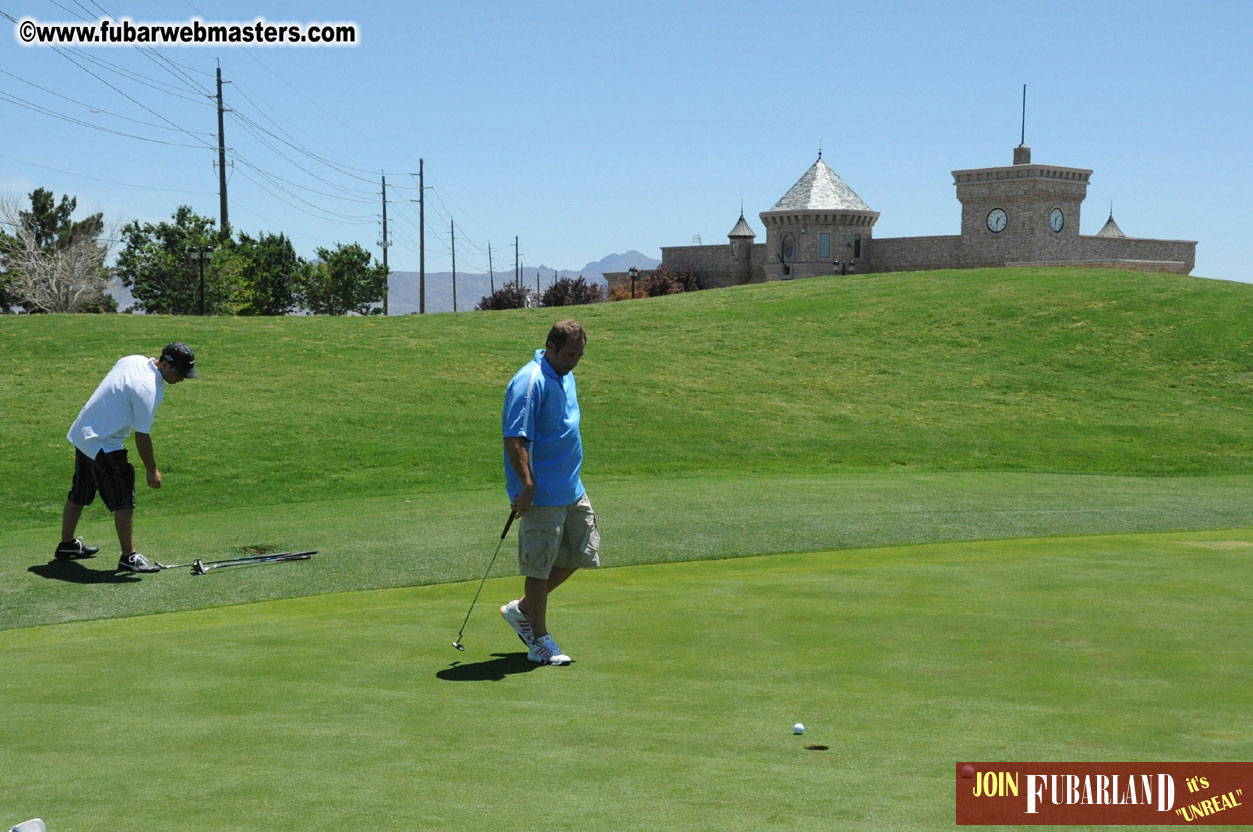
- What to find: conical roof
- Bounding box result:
[768,157,872,213]
[727,212,756,238]
[1097,212,1125,238]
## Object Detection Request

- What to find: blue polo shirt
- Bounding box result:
[502,348,585,506]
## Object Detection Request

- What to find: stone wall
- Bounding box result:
[659,244,768,288]
[1074,236,1196,274]
[868,235,963,273]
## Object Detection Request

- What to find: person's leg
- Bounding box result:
[113,509,135,555]
[61,500,85,543]
[57,451,103,558]
[520,567,578,638]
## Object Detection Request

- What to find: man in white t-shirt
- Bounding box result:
[57,342,198,573]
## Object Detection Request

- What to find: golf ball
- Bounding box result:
[793,722,805,735]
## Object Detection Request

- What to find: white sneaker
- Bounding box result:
[500,599,534,647]
[118,552,159,573]
[527,633,571,665]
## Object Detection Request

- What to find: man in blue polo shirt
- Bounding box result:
[499,319,600,665]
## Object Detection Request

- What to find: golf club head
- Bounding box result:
[452,641,465,652]
[191,559,206,576]
[9,820,46,832]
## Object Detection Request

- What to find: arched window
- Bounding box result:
[782,234,795,262]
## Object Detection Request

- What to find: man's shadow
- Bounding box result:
[28,559,140,584]
[436,652,549,682]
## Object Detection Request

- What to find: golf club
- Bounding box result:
[452,511,516,651]
[191,550,317,575]
[156,550,315,571]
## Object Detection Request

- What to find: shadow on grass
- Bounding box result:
[28,559,140,584]
[436,652,544,682]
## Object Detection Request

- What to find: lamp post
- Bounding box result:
[189,246,209,315]
[628,266,639,299]
[837,242,856,276]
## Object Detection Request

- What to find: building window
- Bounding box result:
[854,234,862,259]
[731,241,740,257]
[819,233,830,259]
[782,234,795,262]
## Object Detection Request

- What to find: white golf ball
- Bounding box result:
[793,722,805,735]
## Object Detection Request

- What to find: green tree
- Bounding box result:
[0,188,115,313]
[217,231,305,316]
[299,242,387,315]
[115,206,223,314]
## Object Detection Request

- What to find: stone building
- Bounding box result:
[607,143,1197,291]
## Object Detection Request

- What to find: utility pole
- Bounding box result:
[419,159,425,314]
[451,218,457,312]
[488,242,494,294]
[514,236,520,289]
[216,63,229,238]
[380,173,390,316]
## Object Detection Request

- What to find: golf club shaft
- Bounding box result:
[454,511,517,643]
[158,550,313,570]
[197,551,315,572]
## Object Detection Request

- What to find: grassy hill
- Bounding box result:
[2,267,1250,530]
[3,268,1251,831]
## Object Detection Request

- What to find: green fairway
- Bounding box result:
[3,529,1250,831]
[5,471,1253,632]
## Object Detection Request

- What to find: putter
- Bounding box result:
[156,550,315,571]
[452,511,517,651]
[192,550,317,575]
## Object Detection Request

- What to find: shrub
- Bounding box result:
[541,275,605,307]
[644,265,700,296]
[476,283,536,311]
[609,266,700,300]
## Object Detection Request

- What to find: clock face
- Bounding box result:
[987,208,1007,233]
[1050,207,1064,233]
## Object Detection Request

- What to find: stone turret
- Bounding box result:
[759,155,879,281]
[1096,209,1125,238]
[727,211,756,283]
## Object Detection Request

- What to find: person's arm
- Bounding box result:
[504,436,534,514]
[134,432,162,489]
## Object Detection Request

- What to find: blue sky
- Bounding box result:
[3,0,1251,283]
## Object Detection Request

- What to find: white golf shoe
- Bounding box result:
[500,599,534,647]
[527,633,571,666]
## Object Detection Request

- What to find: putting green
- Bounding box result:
[3,528,1250,830]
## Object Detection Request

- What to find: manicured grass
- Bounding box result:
[3,529,1249,831]
[2,268,1252,531]
[5,471,1252,631]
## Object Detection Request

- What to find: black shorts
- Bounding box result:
[68,449,136,512]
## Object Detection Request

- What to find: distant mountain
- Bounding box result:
[105,251,662,316]
[387,250,660,315]
[579,250,660,276]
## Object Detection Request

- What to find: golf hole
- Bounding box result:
[804,745,829,751]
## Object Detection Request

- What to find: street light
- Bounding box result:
[836,242,856,276]
[628,266,639,299]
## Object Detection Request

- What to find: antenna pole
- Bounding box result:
[1021,84,1027,146]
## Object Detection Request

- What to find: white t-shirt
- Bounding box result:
[67,355,165,458]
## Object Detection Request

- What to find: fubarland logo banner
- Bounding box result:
[955,762,1252,825]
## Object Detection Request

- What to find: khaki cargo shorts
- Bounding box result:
[517,493,601,579]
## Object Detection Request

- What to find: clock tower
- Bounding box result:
[952,144,1092,265]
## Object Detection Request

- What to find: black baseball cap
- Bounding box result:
[160,342,199,378]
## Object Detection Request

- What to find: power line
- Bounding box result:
[0,88,210,147]
[0,68,215,136]
[0,151,215,194]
